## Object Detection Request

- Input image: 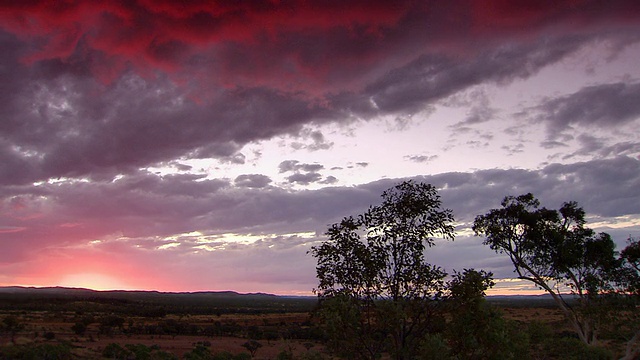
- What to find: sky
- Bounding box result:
[1,0,640,295]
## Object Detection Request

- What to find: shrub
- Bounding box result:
[417,333,450,360]
[0,342,72,359]
[102,343,130,359]
[71,322,87,336]
[542,337,613,360]
[183,344,212,360]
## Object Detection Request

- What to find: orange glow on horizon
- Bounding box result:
[58,273,134,291]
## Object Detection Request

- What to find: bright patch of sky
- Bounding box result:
[143,40,640,193]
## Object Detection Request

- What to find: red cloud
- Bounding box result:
[0,1,411,89]
[1,1,638,93]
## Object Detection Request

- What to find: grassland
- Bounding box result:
[0,287,630,359]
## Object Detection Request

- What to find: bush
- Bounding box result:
[0,342,72,359]
[526,320,552,345]
[71,322,87,335]
[241,340,262,357]
[417,333,450,360]
[102,343,130,359]
[446,303,530,360]
[541,337,613,360]
[183,344,212,360]
[102,343,177,360]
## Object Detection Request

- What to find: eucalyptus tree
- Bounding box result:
[310,181,455,360]
[618,237,640,360]
[473,193,618,346]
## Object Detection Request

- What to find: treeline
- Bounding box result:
[0,289,317,316]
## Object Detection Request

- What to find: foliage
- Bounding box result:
[311,181,455,359]
[608,237,640,359]
[209,351,251,360]
[0,342,72,360]
[445,269,530,360]
[312,181,454,300]
[71,321,87,335]
[183,346,251,360]
[99,315,126,336]
[241,340,262,357]
[416,333,450,360]
[102,343,130,359]
[102,343,177,360]
[620,237,640,296]
[314,294,388,359]
[541,337,613,360]
[473,193,619,345]
[1,315,24,342]
[446,269,494,307]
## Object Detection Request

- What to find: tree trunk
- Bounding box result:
[620,329,640,360]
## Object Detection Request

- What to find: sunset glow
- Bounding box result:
[59,273,133,291]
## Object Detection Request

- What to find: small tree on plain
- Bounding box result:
[242,340,262,358]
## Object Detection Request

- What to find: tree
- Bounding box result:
[242,340,263,358]
[310,181,455,360]
[616,237,640,360]
[472,193,618,346]
[444,269,529,360]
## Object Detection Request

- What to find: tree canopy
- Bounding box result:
[311,180,455,302]
[473,193,637,352]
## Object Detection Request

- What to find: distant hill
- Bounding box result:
[0,286,275,296]
[0,286,317,315]
[0,286,563,313]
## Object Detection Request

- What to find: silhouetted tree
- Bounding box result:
[616,237,640,360]
[310,181,455,360]
[473,193,618,346]
[242,340,262,358]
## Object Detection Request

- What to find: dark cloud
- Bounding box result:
[286,172,322,185]
[431,156,640,222]
[528,82,640,136]
[172,162,193,172]
[347,162,369,169]
[501,143,525,155]
[6,156,636,244]
[319,176,339,185]
[218,153,246,165]
[447,88,497,127]
[0,2,638,189]
[291,130,334,151]
[540,140,569,149]
[234,174,272,189]
[405,154,438,163]
[1,155,639,288]
[278,160,324,173]
[0,54,335,185]
[360,36,589,116]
